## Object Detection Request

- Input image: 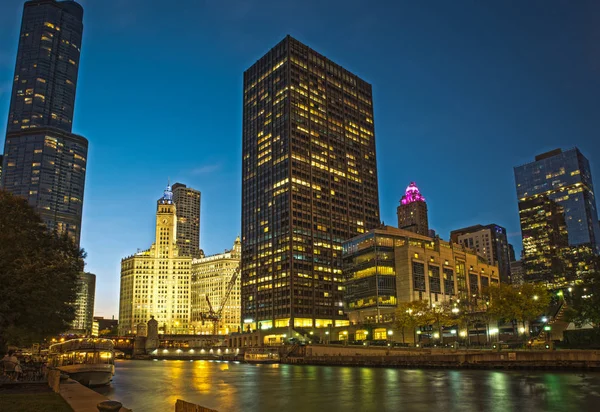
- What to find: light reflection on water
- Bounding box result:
[95,360,600,412]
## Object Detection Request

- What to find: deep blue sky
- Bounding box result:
[1,0,599,318]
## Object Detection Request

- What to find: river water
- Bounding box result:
[95,360,600,411]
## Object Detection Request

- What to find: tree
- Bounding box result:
[513,283,551,335]
[0,190,85,352]
[488,284,519,336]
[564,259,600,328]
[487,283,550,338]
[395,300,432,344]
[429,301,454,343]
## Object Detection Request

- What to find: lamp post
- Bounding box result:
[387,330,393,346]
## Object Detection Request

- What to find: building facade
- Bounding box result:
[119,186,192,335]
[241,36,380,330]
[172,182,201,258]
[1,0,87,247]
[94,316,118,334]
[190,237,241,335]
[70,272,95,334]
[510,260,524,285]
[515,148,600,255]
[343,226,500,324]
[519,196,569,283]
[397,182,429,236]
[515,148,600,284]
[450,224,511,284]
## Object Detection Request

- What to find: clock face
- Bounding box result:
[162,218,168,224]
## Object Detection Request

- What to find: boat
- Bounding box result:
[244,348,280,364]
[48,338,115,386]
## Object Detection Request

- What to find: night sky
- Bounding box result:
[1,0,599,318]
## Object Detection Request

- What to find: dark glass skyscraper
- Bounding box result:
[172,182,201,258]
[241,36,380,330]
[1,0,87,247]
[514,148,600,283]
[518,196,569,283]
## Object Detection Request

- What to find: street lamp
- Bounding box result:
[533,295,539,301]
[451,307,460,314]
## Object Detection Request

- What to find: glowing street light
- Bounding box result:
[533,295,539,301]
[387,330,393,336]
[451,307,460,314]
[459,331,467,337]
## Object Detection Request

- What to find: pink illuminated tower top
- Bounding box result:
[400,182,425,205]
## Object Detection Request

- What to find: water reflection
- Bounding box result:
[96,360,600,412]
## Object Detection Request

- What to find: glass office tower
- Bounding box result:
[514,148,600,282]
[1,0,87,246]
[241,36,380,330]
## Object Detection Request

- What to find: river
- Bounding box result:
[95,360,600,411]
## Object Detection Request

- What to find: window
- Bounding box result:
[413,262,425,291]
[443,268,454,295]
[469,274,479,295]
[428,266,441,293]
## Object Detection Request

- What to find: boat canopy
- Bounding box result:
[49,338,114,354]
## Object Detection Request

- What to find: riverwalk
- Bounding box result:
[283,345,600,370]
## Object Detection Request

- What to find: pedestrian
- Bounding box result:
[2,350,22,380]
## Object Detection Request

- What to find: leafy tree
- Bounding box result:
[513,283,551,335]
[488,284,519,336]
[395,300,432,344]
[0,190,85,353]
[487,283,550,338]
[564,259,600,328]
[429,301,454,343]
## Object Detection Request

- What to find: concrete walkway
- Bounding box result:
[59,379,131,412]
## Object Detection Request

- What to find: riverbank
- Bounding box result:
[284,345,600,370]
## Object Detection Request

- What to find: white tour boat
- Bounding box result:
[48,338,115,386]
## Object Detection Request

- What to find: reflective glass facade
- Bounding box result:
[518,197,569,283]
[1,0,87,247]
[241,36,380,330]
[515,148,600,251]
[7,0,83,133]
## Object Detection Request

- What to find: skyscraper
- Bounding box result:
[119,185,192,335]
[71,272,96,335]
[450,224,512,284]
[172,182,201,258]
[1,0,87,246]
[397,182,429,236]
[518,196,569,283]
[515,148,600,252]
[515,148,600,282]
[241,36,380,330]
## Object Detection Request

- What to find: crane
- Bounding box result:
[200,266,240,335]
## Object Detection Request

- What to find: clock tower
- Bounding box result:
[156,184,179,259]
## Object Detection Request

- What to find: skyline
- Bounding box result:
[1,0,599,318]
